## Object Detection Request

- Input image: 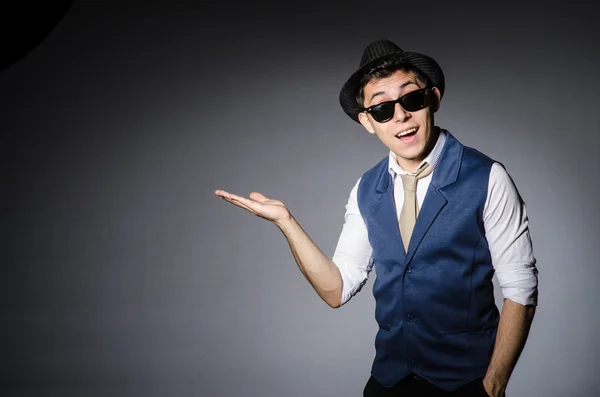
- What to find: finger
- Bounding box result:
[232,194,261,208]
[215,190,247,202]
[220,196,260,215]
[215,189,235,198]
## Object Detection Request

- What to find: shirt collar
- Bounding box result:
[388,128,447,176]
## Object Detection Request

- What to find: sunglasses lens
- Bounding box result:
[401,89,428,112]
[370,103,395,123]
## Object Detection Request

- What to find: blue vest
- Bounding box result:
[357,131,500,391]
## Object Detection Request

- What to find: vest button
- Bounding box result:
[406,267,412,273]
[407,313,414,322]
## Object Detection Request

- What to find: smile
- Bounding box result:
[395,127,418,138]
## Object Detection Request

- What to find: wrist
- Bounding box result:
[274,213,296,231]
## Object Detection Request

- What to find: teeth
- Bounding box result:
[396,127,417,137]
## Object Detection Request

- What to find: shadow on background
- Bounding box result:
[1,2,75,73]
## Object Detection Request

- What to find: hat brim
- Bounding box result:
[339,51,445,123]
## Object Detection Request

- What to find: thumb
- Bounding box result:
[249,192,269,203]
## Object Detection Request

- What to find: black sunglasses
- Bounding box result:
[361,87,431,123]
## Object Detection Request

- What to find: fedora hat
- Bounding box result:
[339,39,445,123]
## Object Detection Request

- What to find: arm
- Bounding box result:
[483,299,535,396]
[215,187,371,308]
[482,163,539,396]
[215,189,343,307]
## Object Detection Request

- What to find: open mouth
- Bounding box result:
[395,127,418,141]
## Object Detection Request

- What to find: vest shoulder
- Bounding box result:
[356,155,388,201]
[461,145,497,168]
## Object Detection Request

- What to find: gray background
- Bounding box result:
[2,1,599,396]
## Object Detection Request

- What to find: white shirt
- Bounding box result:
[332,130,538,306]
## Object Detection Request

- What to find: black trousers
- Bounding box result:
[363,374,491,397]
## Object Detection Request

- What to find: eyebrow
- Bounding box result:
[369,81,418,103]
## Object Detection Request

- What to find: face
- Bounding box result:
[358,69,441,172]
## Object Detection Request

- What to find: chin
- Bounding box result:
[402,146,425,159]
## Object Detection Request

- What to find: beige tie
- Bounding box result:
[399,162,433,252]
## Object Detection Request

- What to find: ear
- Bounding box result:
[430,87,442,113]
[358,112,376,134]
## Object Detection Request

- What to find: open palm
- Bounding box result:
[214,190,291,223]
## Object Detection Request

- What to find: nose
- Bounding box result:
[393,103,410,122]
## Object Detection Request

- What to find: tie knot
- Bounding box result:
[400,162,433,191]
[415,162,433,179]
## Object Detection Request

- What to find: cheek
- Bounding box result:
[416,110,433,128]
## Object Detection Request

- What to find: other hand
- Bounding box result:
[482,377,506,397]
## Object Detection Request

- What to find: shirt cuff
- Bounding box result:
[495,262,539,306]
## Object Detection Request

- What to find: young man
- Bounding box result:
[215,39,538,397]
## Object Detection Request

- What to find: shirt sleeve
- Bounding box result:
[483,162,539,306]
[331,177,374,305]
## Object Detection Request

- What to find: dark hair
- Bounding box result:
[355,58,432,108]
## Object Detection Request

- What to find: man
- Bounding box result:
[215,39,538,397]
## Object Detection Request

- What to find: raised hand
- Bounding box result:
[214,190,292,225]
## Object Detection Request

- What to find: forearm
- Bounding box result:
[483,298,536,396]
[275,215,343,308]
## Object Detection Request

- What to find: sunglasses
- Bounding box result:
[361,87,431,123]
